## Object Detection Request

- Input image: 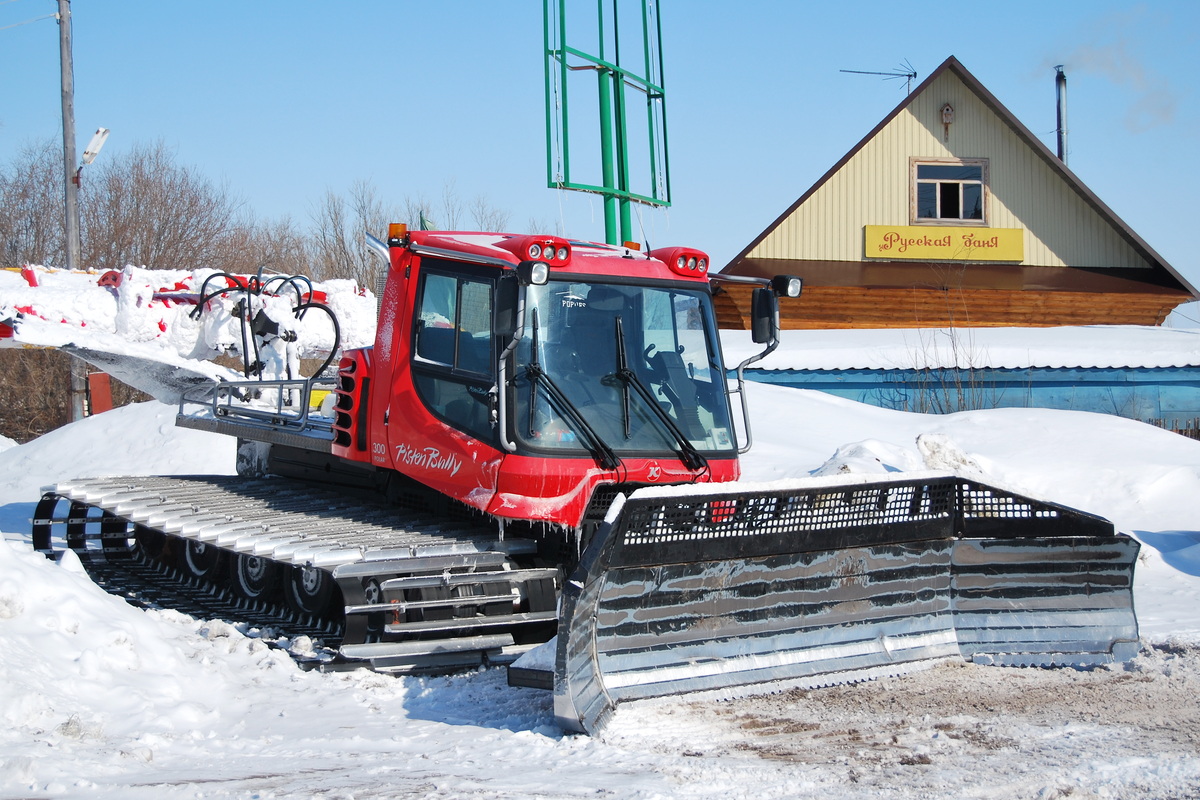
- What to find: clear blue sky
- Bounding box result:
[2,1,1197,284]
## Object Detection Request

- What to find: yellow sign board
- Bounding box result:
[864,225,1024,262]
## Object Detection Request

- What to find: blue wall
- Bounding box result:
[744,366,1200,426]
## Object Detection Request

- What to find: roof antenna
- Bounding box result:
[840,59,918,93]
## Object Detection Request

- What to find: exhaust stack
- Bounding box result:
[1055,65,1068,164]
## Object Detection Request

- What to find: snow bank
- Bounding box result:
[1,371,1200,797]
[721,325,1200,370]
[0,401,234,504]
[2,266,376,354]
[741,382,1200,641]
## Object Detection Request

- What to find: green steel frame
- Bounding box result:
[544,0,671,244]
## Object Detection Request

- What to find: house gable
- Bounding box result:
[720,56,1195,329]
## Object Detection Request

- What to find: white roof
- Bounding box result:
[720,325,1200,371]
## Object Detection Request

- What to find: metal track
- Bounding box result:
[63,543,344,666]
[33,475,561,673]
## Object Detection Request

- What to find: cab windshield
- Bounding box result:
[512,280,735,457]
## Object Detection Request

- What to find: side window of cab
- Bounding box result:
[412,269,495,441]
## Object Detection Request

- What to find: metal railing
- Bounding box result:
[179,376,338,437]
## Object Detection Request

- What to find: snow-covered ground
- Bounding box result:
[4,383,1200,799]
[719,325,1200,370]
[4,265,1200,796]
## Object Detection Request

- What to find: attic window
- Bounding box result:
[913,159,987,224]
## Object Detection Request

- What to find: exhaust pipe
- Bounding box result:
[1055,65,1068,164]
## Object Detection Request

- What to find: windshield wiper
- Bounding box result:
[525,310,621,471]
[613,316,708,472]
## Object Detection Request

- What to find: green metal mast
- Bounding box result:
[544,0,670,245]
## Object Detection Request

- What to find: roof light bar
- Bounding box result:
[498,235,572,268]
[651,247,712,279]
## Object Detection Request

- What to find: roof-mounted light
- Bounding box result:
[497,235,572,268]
[517,261,550,286]
[652,247,712,279]
[771,275,803,298]
[387,222,408,245]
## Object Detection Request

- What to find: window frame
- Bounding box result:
[509,279,737,458]
[410,260,499,443]
[412,266,496,379]
[910,157,989,226]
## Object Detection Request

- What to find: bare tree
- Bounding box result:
[401,179,511,233]
[0,351,71,442]
[80,140,244,271]
[439,178,464,230]
[212,213,315,278]
[400,181,457,231]
[469,194,511,232]
[0,138,258,273]
[308,179,396,287]
[526,216,564,236]
[0,140,263,443]
[0,139,66,267]
[402,192,435,230]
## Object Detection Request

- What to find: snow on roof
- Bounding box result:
[721,325,1200,372]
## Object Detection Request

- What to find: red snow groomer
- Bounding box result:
[33,226,1139,734]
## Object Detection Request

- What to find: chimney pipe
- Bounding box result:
[1055,65,1068,164]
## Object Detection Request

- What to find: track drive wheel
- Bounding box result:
[284,564,335,617]
[180,539,225,580]
[133,526,169,563]
[233,553,281,601]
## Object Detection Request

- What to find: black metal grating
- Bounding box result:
[624,480,948,540]
[611,477,1113,568]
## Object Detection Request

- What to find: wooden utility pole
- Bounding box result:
[57,0,88,421]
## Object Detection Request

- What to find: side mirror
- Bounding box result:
[750,287,778,344]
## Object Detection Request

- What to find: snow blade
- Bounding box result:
[63,345,225,403]
[553,473,1139,735]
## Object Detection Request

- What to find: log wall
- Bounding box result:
[715,284,1190,330]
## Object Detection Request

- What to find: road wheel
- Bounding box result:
[233,553,280,601]
[133,526,168,562]
[285,564,335,616]
[180,539,224,580]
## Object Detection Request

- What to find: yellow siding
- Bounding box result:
[750,70,1152,270]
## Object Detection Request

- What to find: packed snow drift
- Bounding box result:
[3,384,1200,798]
[3,265,1200,797]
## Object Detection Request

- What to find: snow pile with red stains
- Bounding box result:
[0,264,375,361]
